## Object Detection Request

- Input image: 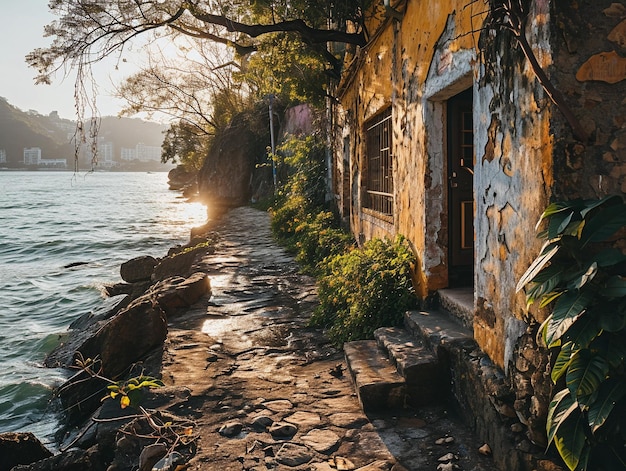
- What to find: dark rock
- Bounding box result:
[197,110,269,208]
[76,297,167,378]
[219,422,244,437]
[269,422,298,439]
[0,432,52,471]
[168,166,197,191]
[149,273,211,315]
[10,446,106,471]
[151,247,206,282]
[120,256,159,283]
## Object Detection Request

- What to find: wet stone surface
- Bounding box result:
[158,207,492,471]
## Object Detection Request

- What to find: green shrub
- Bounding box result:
[312,236,418,344]
[293,211,355,274]
[518,196,626,471]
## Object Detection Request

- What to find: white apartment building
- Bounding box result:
[24,147,42,165]
[120,147,137,161]
[136,143,161,162]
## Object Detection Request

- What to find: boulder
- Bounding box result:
[120,256,158,283]
[197,110,269,207]
[149,273,212,315]
[151,249,202,282]
[167,166,197,191]
[75,297,168,378]
[11,446,106,471]
[0,432,52,471]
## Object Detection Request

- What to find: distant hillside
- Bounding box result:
[0,97,166,168]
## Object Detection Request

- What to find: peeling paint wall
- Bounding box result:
[332,0,626,457]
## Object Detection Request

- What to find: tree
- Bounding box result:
[28,1,371,87]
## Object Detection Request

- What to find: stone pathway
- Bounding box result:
[158,207,493,471]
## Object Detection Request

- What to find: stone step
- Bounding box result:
[344,340,406,412]
[437,287,474,330]
[404,309,476,356]
[374,327,443,406]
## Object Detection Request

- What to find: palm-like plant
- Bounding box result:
[518,196,626,471]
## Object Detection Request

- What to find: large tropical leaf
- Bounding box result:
[545,291,593,346]
[554,412,589,471]
[563,313,600,350]
[552,341,575,383]
[547,388,579,446]
[579,195,623,218]
[538,201,575,230]
[566,262,598,290]
[566,350,609,401]
[580,202,626,247]
[587,378,626,434]
[526,265,563,305]
[517,242,560,293]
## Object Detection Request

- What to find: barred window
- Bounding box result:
[364,108,393,218]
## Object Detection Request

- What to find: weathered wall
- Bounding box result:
[473,0,554,370]
[551,1,626,199]
[336,1,484,294]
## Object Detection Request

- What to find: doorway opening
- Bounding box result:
[447,88,474,287]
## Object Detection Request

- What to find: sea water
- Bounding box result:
[0,171,207,447]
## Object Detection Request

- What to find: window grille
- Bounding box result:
[364,108,393,217]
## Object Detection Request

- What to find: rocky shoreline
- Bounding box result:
[0,212,218,470]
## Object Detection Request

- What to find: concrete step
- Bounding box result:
[344,340,406,411]
[374,327,443,406]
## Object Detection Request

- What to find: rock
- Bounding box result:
[251,415,274,430]
[11,446,103,471]
[167,166,197,191]
[151,451,185,471]
[328,413,368,428]
[275,443,312,467]
[263,399,294,412]
[197,111,270,208]
[284,411,322,428]
[510,423,524,433]
[219,421,244,437]
[76,296,168,378]
[151,246,211,282]
[301,429,341,454]
[329,456,356,470]
[120,256,158,283]
[478,443,492,456]
[269,422,298,438]
[149,273,211,314]
[138,444,167,471]
[0,432,52,470]
[438,452,457,462]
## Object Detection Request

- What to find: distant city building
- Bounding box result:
[39,158,67,167]
[23,147,66,167]
[136,143,161,162]
[0,149,6,164]
[120,144,161,162]
[120,147,137,161]
[24,147,42,165]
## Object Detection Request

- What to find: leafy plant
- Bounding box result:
[106,376,165,409]
[312,236,417,344]
[517,196,626,471]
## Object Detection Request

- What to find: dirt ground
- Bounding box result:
[157,207,494,471]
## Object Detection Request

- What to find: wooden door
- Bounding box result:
[447,89,474,277]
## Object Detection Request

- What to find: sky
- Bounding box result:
[0,0,141,120]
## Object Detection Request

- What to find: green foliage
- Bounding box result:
[105,376,165,409]
[518,196,626,471]
[161,121,212,170]
[270,134,354,273]
[312,236,417,344]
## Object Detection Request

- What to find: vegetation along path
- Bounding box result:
[160,206,490,471]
